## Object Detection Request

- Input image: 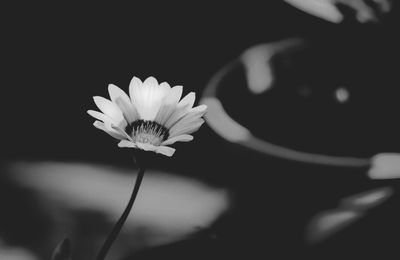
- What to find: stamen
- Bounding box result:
[126,120,169,146]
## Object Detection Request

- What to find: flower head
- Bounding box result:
[88,76,207,157]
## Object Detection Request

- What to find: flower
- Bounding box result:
[87,76,207,157]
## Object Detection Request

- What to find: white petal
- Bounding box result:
[129,76,143,103]
[132,77,172,121]
[185,105,208,120]
[115,98,140,123]
[129,77,146,118]
[142,77,159,110]
[192,104,207,112]
[88,110,130,139]
[134,142,175,157]
[93,121,126,140]
[155,85,183,125]
[118,140,138,148]
[169,119,205,138]
[87,110,112,123]
[135,142,158,152]
[164,92,196,129]
[93,96,126,127]
[110,125,132,141]
[159,82,172,92]
[168,105,207,137]
[179,92,196,109]
[162,134,193,146]
[108,84,130,106]
[143,76,159,89]
[164,104,191,129]
[154,146,176,157]
[166,85,183,105]
[108,84,139,123]
[181,105,207,125]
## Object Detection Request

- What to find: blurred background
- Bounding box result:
[1,1,400,259]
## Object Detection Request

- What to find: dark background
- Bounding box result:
[2,1,400,259]
[2,1,287,164]
[0,1,345,164]
[2,1,400,164]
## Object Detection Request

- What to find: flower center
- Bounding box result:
[126,120,169,146]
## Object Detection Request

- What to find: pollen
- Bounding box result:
[127,120,169,146]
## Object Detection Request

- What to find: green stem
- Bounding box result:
[95,161,146,260]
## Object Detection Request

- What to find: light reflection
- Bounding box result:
[368,153,400,179]
[8,161,230,248]
[334,87,350,104]
[0,241,37,260]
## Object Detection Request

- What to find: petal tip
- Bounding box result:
[144,76,159,86]
[93,96,104,103]
[108,83,118,91]
[87,110,98,117]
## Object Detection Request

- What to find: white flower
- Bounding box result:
[87,76,207,157]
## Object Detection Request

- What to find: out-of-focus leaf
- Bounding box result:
[306,209,362,244]
[284,0,393,23]
[50,238,71,260]
[8,161,230,250]
[0,241,38,260]
[306,186,393,244]
[368,153,400,179]
[340,186,393,210]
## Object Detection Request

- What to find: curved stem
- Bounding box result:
[95,163,146,260]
